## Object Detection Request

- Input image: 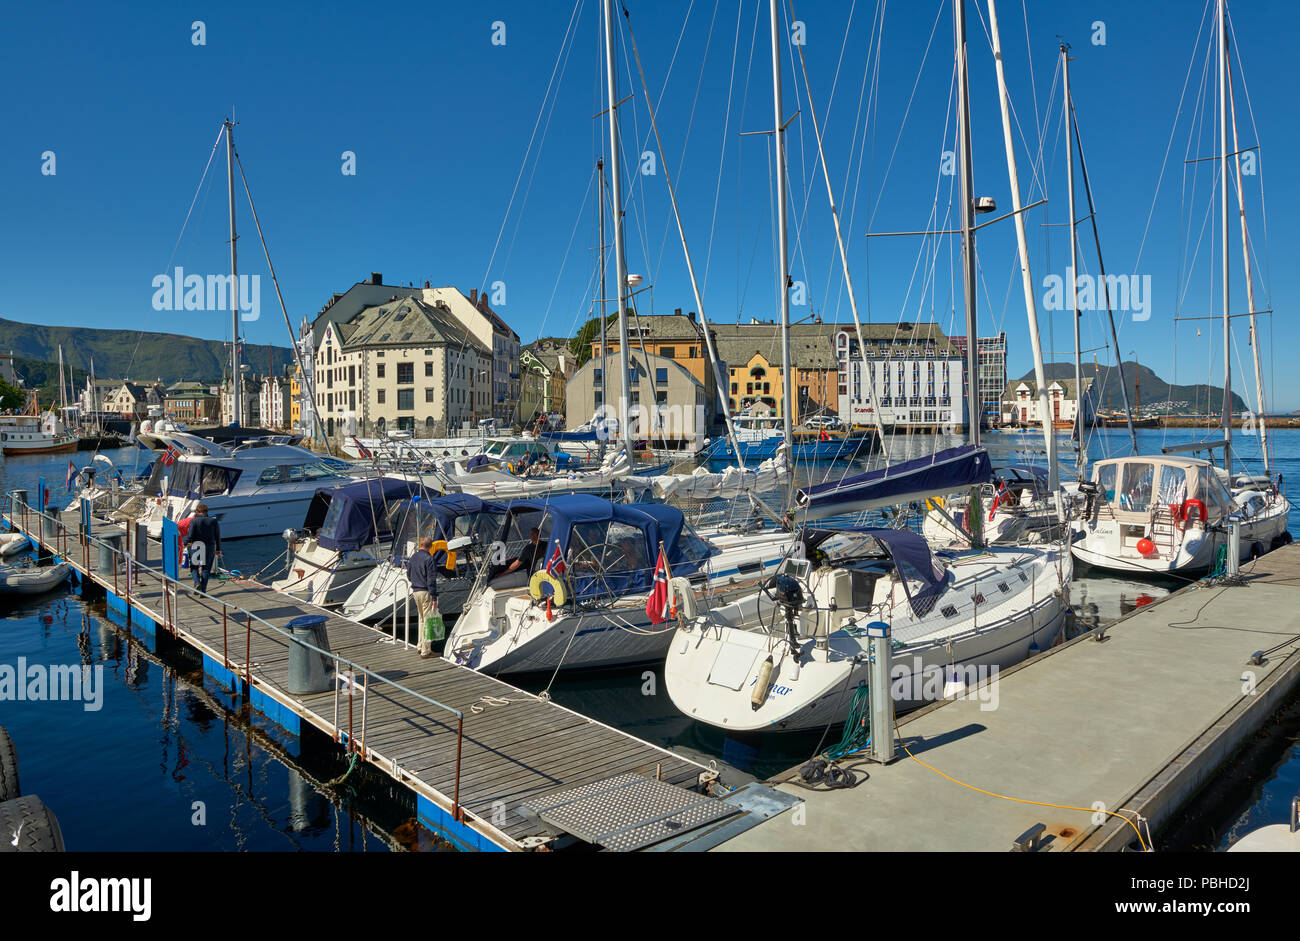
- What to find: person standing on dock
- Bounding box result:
[409,536,441,659]
[184,503,222,594]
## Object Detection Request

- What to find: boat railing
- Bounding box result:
[5,492,471,826]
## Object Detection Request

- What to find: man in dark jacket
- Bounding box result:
[184,502,222,593]
[408,536,441,659]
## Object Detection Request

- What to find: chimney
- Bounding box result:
[424,280,430,289]
[470,288,478,305]
[370,272,383,285]
[688,311,697,323]
[674,307,682,316]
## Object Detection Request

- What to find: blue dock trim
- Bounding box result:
[416,793,508,852]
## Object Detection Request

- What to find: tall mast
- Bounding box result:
[226,116,242,427]
[988,0,1060,512]
[955,0,979,450]
[1218,0,1232,474]
[770,0,795,469]
[1226,44,1269,474]
[1069,106,1137,453]
[1062,44,1086,478]
[57,345,66,415]
[955,0,983,547]
[597,157,608,461]
[602,0,634,461]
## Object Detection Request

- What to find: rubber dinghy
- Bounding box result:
[0,562,72,596]
[0,533,31,558]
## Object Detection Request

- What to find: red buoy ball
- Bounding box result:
[1136,538,1156,557]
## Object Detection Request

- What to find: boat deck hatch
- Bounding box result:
[518,772,740,851]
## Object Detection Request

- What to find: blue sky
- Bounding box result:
[1,0,1296,408]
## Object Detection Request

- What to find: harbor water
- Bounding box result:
[1,426,1296,851]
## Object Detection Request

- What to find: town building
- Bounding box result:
[304,274,522,432]
[834,322,966,431]
[314,295,492,440]
[1001,377,1096,428]
[258,373,292,431]
[0,352,18,387]
[163,381,220,423]
[220,374,262,427]
[103,382,164,420]
[520,339,575,426]
[950,333,1008,429]
[711,323,838,425]
[566,348,708,450]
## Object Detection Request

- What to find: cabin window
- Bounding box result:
[1097,464,1117,503]
[202,466,236,495]
[1119,463,1155,513]
[1156,465,1189,508]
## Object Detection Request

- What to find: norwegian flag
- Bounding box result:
[646,546,671,624]
[546,541,566,576]
[988,479,1009,521]
[65,460,77,491]
[353,436,373,460]
[160,446,179,467]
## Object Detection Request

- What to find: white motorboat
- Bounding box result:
[112,431,364,541]
[664,528,1072,732]
[443,495,796,675]
[1069,454,1290,575]
[0,561,72,596]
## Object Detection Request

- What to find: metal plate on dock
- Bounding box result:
[519,773,740,852]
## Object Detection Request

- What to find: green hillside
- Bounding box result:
[0,317,294,384]
[1018,361,1248,414]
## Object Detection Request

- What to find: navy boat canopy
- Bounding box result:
[305,478,441,551]
[496,494,704,600]
[805,526,947,617]
[797,445,992,519]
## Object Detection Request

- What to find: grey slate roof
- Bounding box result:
[338,297,490,354]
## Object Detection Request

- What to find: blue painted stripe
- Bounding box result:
[416,792,509,852]
[248,685,302,736]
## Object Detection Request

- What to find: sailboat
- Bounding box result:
[665,0,1072,733]
[1071,0,1290,575]
[0,392,78,456]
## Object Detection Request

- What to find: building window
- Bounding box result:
[377,389,386,404]
[655,368,668,385]
[593,368,602,386]
[425,388,434,403]
[349,390,355,410]
[425,362,433,377]
[655,390,668,405]
[376,351,384,358]
[397,363,414,384]
[376,364,385,378]
[660,347,675,359]
[424,349,433,355]
[398,389,414,411]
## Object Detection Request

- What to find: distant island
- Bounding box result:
[1019,361,1248,416]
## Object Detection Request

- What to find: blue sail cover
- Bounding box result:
[497,495,704,601]
[308,478,441,551]
[797,445,992,519]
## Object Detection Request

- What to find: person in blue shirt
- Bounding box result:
[408,536,441,659]
[184,503,222,593]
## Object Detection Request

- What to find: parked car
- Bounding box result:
[805,414,842,429]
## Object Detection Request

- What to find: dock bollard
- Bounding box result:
[97,534,122,576]
[287,615,333,695]
[41,509,57,544]
[866,621,896,763]
[1226,516,1241,577]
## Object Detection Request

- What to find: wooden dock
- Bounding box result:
[712,545,1300,852]
[3,495,722,852]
